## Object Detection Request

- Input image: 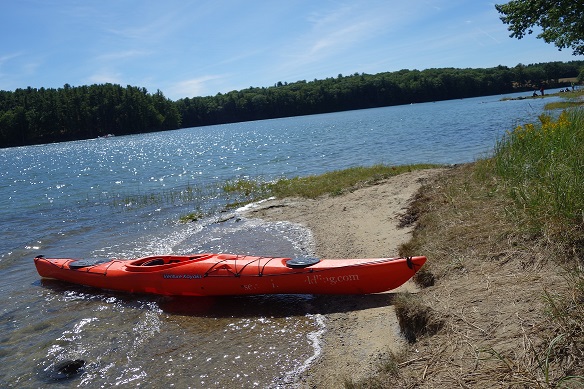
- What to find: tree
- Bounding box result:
[495,1,584,55]
[1,61,584,148]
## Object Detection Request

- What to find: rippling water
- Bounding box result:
[0,91,563,387]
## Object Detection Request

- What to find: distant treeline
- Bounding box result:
[1,61,583,148]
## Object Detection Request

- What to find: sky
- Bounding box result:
[0,0,579,101]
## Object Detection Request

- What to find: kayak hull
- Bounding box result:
[34,254,426,296]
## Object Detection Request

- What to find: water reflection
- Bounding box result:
[32,278,398,388]
[39,277,396,318]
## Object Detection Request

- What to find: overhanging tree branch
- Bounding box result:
[495,0,584,55]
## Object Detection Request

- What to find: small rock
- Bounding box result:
[48,359,85,380]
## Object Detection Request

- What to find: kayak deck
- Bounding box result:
[34,254,426,296]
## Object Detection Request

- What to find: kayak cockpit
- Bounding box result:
[125,254,213,271]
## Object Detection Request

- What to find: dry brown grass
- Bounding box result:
[393,293,444,344]
[349,163,584,388]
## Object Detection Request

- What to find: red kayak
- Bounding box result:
[34,253,426,296]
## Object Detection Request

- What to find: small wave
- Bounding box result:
[234,197,276,213]
[271,313,327,388]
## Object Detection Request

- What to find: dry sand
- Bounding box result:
[243,169,445,388]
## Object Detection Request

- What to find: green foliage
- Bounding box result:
[495,1,584,55]
[480,100,584,319]
[222,179,270,209]
[2,61,583,148]
[107,165,438,218]
[176,61,584,129]
[0,84,181,147]
[492,108,584,235]
[222,179,264,197]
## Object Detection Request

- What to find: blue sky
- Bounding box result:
[0,0,579,100]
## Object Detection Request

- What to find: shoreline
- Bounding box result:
[243,168,445,387]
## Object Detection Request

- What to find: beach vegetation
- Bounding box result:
[224,164,441,201]
[178,210,204,223]
[392,292,444,344]
[544,101,583,110]
[108,182,212,210]
[108,165,440,222]
[222,179,263,197]
[544,89,584,110]
[346,108,584,387]
[492,109,584,236]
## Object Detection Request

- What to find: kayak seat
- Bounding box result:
[142,258,165,266]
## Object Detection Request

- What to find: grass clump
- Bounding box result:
[492,109,584,238]
[222,179,265,197]
[392,292,444,344]
[178,210,204,223]
[222,178,270,209]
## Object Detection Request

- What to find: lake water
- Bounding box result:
[0,90,564,387]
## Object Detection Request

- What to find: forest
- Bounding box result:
[1,61,583,148]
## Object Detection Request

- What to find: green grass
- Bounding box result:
[490,108,584,237]
[223,164,441,201]
[110,182,207,208]
[544,101,584,110]
[178,210,204,223]
[544,89,584,110]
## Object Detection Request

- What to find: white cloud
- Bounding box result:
[95,50,152,62]
[0,52,23,67]
[86,70,123,85]
[166,75,227,99]
[281,2,418,71]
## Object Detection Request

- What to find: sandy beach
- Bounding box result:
[243,168,445,387]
